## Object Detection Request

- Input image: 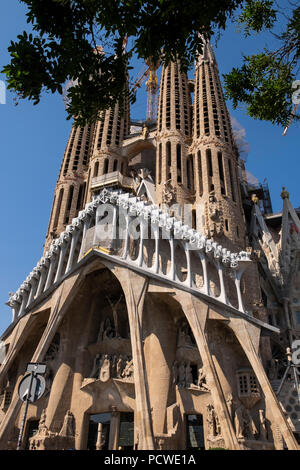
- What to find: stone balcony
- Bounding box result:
[91,172,134,192]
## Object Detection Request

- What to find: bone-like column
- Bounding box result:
[178,291,240,450]
[65,229,81,274]
[54,243,68,283]
[114,268,155,450]
[229,317,299,450]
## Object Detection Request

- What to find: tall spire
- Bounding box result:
[44,122,94,252]
[191,39,246,249]
[155,59,193,208]
[85,81,130,202]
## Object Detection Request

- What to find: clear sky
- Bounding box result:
[0,1,299,333]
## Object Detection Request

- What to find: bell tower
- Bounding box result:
[155,59,193,209]
[191,39,246,249]
[44,122,94,252]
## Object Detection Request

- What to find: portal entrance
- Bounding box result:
[186,414,205,450]
[87,411,134,450]
[87,413,111,450]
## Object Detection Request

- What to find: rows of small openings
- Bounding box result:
[72,127,84,171]
[206,149,214,192]
[115,108,122,146]
[97,113,105,150]
[106,109,114,146]
[201,66,210,135]
[174,62,181,130]
[208,66,220,137]
[63,128,76,175]
[82,125,92,167]
[158,68,165,132]
[53,187,64,230]
[218,152,226,195]
[165,66,171,129]
[64,185,74,224]
[123,94,130,138]
[181,71,190,135]
[213,69,230,143]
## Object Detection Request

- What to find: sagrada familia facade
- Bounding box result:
[0,40,300,450]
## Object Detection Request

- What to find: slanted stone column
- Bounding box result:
[114,268,155,450]
[177,291,240,450]
[108,409,120,450]
[229,317,299,450]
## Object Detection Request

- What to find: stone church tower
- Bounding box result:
[0,41,299,451]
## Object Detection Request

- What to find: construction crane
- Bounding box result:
[130,58,160,121]
[282,104,299,136]
[145,58,160,121]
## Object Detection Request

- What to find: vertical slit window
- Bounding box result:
[177,144,182,183]
[206,149,214,192]
[93,161,99,178]
[113,160,118,172]
[166,142,171,167]
[207,149,213,177]
[104,159,109,174]
[218,152,226,195]
[192,209,196,230]
[76,184,85,211]
[53,188,64,230]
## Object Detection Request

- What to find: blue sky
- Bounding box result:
[0,1,299,333]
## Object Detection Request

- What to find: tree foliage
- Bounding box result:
[224,1,300,126]
[2,0,300,127]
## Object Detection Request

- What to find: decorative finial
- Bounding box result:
[281,186,289,200]
[251,194,259,205]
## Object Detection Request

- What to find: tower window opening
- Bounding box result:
[206,148,214,192]
[93,161,99,178]
[187,155,194,191]
[177,144,182,183]
[64,185,74,225]
[104,159,109,174]
[225,219,229,232]
[76,183,85,211]
[166,141,171,167]
[113,160,118,172]
[218,152,226,195]
[53,188,64,230]
[192,209,196,230]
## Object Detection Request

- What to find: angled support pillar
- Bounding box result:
[114,268,155,450]
[0,272,83,448]
[177,291,240,450]
[229,317,299,450]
